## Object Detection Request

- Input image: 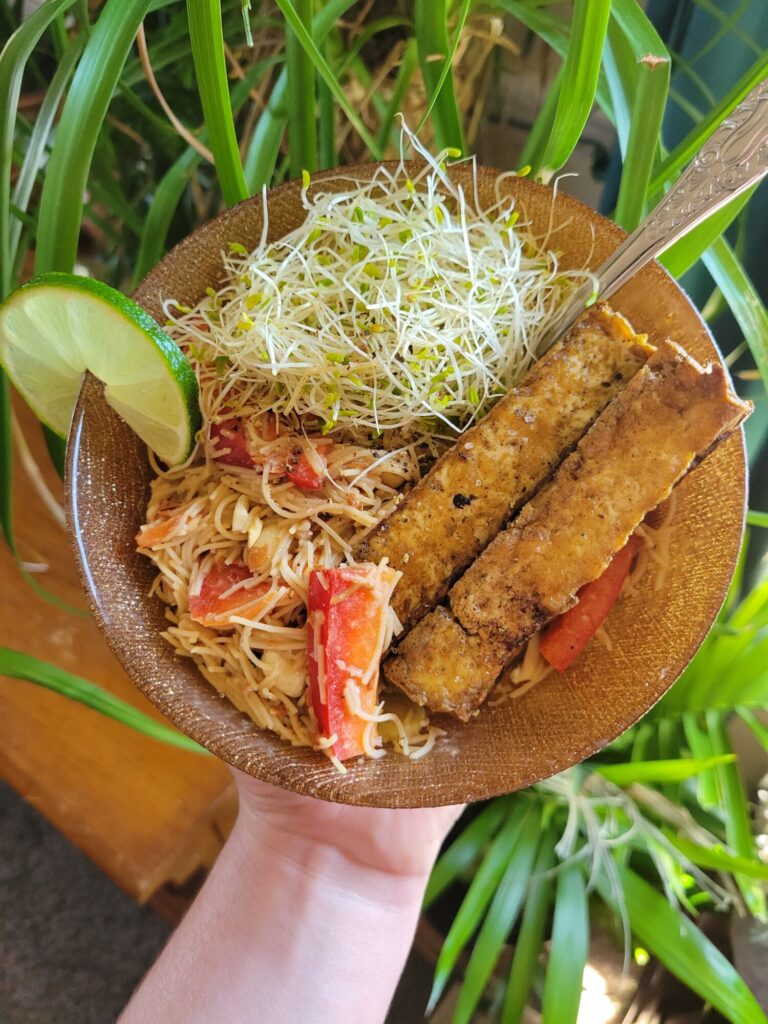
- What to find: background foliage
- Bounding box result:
[1,1,767,1021]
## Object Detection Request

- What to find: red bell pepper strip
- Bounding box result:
[285,442,332,490]
[210,417,254,467]
[307,564,397,761]
[539,534,643,673]
[190,561,270,626]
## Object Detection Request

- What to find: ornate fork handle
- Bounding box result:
[540,77,768,352]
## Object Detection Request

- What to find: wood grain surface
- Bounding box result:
[0,400,234,901]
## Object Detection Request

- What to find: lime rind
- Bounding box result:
[0,272,201,465]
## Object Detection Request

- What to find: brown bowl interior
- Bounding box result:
[66,163,746,807]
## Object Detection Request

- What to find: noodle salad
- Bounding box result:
[136,133,609,769]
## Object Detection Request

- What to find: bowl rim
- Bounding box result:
[64,161,748,806]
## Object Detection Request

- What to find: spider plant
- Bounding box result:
[424,536,768,1023]
[1,2,766,1021]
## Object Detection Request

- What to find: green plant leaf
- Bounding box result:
[496,1,614,126]
[10,32,84,261]
[681,711,722,810]
[243,0,359,191]
[649,53,768,196]
[272,0,382,160]
[520,62,564,171]
[660,185,757,280]
[317,36,335,170]
[453,808,541,1024]
[500,833,556,1024]
[540,859,589,1024]
[377,36,418,154]
[705,710,765,916]
[187,0,248,206]
[133,147,201,287]
[133,53,281,284]
[663,831,768,882]
[428,802,531,1013]
[34,0,153,275]
[747,510,768,529]
[538,0,612,177]
[285,0,316,177]
[0,648,206,753]
[0,0,78,298]
[424,797,512,909]
[414,0,468,152]
[604,0,669,231]
[737,707,768,749]
[243,71,287,191]
[594,755,737,786]
[702,236,768,395]
[601,863,768,1024]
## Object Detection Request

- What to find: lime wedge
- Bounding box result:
[0,272,201,465]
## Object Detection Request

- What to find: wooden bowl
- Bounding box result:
[66,163,746,807]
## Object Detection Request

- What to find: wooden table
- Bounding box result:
[0,400,235,902]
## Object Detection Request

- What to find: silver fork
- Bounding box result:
[539,77,768,353]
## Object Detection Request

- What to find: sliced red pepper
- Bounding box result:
[539,534,643,673]
[306,564,394,761]
[210,417,254,468]
[286,442,332,490]
[190,561,270,626]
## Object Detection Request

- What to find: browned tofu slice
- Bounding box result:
[384,607,512,720]
[357,304,653,629]
[384,339,751,716]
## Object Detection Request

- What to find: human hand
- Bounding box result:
[234,769,464,884]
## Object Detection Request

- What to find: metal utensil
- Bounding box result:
[540,77,768,351]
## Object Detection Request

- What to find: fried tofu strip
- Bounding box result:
[385,340,751,718]
[356,305,653,629]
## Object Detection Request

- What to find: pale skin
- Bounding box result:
[119,771,463,1024]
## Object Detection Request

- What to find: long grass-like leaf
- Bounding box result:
[35,0,153,274]
[737,707,768,749]
[317,36,335,170]
[604,0,669,231]
[538,0,612,178]
[244,0,358,191]
[605,864,767,1024]
[244,72,287,191]
[0,0,81,547]
[10,34,84,261]
[496,1,614,126]
[414,0,468,151]
[705,710,765,916]
[664,831,768,881]
[660,185,756,280]
[702,236,768,395]
[0,0,78,297]
[540,859,589,1024]
[285,0,316,177]
[500,833,556,1024]
[428,803,531,1013]
[376,37,418,154]
[453,808,541,1024]
[133,147,200,286]
[272,0,382,159]
[0,648,206,753]
[746,510,768,529]
[134,55,281,284]
[649,53,768,197]
[595,755,736,786]
[424,797,513,909]
[519,62,564,171]
[187,0,248,206]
